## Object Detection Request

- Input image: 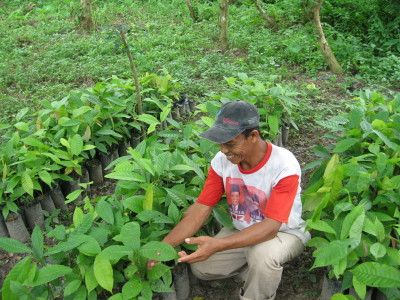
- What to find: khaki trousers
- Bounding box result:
[190,227,304,300]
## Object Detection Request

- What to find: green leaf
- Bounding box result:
[312,239,359,270]
[2,257,32,300]
[333,138,359,153]
[139,241,177,261]
[144,184,153,210]
[65,189,83,204]
[9,281,32,297]
[0,237,33,253]
[122,277,143,299]
[213,206,233,228]
[21,172,34,196]
[352,275,366,300]
[267,115,279,136]
[22,137,44,148]
[38,171,53,187]
[351,262,400,288]
[14,122,30,132]
[94,255,113,292]
[119,222,140,250]
[85,265,98,293]
[370,242,386,259]
[105,171,145,182]
[70,134,84,156]
[137,114,160,125]
[29,265,72,287]
[31,226,44,261]
[96,199,114,224]
[147,263,171,280]
[100,245,132,261]
[331,294,356,300]
[340,205,365,240]
[64,279,81,297]
[306,220,336,234]
[78,236,101,256]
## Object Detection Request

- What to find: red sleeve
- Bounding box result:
[196,166,224,206]
[264,175,299,223]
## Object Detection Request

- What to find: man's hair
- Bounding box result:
[242,127,264,139]
[230,184,240,193]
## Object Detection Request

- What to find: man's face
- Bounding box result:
[231,191,240,205]
[218,133,253,165]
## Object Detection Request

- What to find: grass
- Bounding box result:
[0,0,399,127]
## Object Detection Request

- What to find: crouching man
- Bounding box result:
[148,100,310,300]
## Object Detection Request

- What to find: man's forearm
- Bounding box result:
[162,202,212,247]
[217,218,282,252]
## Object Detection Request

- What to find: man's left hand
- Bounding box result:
[177,236,222,264]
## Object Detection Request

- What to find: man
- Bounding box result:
[148,100,310,300]
[229,184,247,221]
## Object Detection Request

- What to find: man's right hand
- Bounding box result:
[147,259,160,270]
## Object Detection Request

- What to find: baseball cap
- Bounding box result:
[200,100,260,144]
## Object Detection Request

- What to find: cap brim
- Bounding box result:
[199,126,243,144]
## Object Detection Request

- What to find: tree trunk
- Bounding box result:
[311,0,342,73]
[119,30,143,115]
[185,0,198,22]
[219,0,230,51]
[79,0,95,31]
[255,0,276,29]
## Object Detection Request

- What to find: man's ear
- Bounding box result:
[250,130,259,142]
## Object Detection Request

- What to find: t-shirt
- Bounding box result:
[197,141,311,244]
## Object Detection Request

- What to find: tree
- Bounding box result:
[309,0,343,73]
[79,0,95,31]
[219,0,230,51]
[254,0,276,29]
[185,0,199,22]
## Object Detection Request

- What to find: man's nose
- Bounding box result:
[219,144,228,153]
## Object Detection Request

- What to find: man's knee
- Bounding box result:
[190,261,213,280]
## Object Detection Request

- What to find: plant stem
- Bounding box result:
[119,30,143,115]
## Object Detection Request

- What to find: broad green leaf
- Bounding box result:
[160,105,171,122]
[64,279,81,297]
[108,294,123,300]
[105,171,145,182]
[96,199,114,224]
[2,257,32,300]
[21,172,34,196]
[144,184,154,210]
[73,207,84,227]
[306,220,336,234]
[14,122,30,132]
[136,210,173,224]
[352,275,366,300]
[201,116,214,127]
[78,236,101,256]
[46,235,87,255]
[351,262,400,288]
[213,205,233,229]
[0,237,33,253]
[137,114,160,125]
[333,138,360,153]
[370,242,386,259]
[122,277,142,299]
[9,281,32,297]
[147,263,171,280]
[331,294,356,300]
[94,256,113,292]
[22,137,43,148]
[31,226,44,261]
[312,239,359,269]
[85,265,98,293]
[65,189,83,204]
[70,134,84,156]
[60,138,70,149]
[170,164,195,172]
[267,115,279,136]
[340,205,365,240]
[38,171,53,187]
[139,241,177,261]
[29,265,72,287]
[118,222,141,250]
[100,245,132,261]
[168,203,180,225]
[374,217,386,243]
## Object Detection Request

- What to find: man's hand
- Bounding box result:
[177,236,222,264]
[147,259,160,270]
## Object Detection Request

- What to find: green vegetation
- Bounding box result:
[0,0,399,299]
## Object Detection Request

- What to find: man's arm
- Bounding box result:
[147,202,213,269]
[162,202,213,247]
[178,217,281,264]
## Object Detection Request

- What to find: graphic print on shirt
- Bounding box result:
[226,177,267,225]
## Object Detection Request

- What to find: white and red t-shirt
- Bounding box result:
[197,141,310,243]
